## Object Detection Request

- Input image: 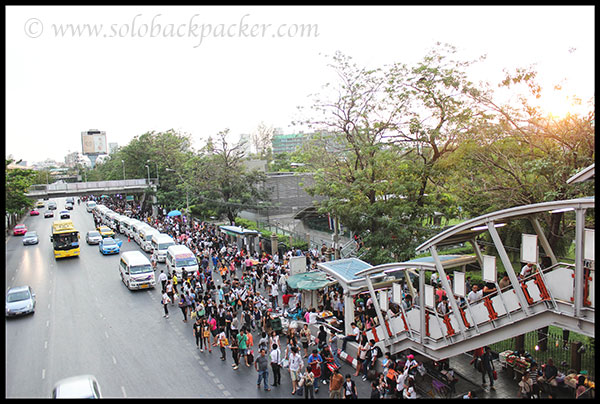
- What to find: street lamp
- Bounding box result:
[166,168,189,214]
[147,160,159,187]
[144,164,150,184]
[121,160,125,180]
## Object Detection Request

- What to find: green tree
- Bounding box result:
[297,46,486,263]
[191,129,269,224]
[5,159,38,213]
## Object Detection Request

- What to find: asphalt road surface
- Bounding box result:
[5,198,370,398]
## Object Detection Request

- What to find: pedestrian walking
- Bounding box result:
[230,330,240,370]
[302,370,315,399]
[192,317,202,349]
[179,291,189,322]
[329,367,344,399]
[289,346,303,395]
[161,291,170,318]
[166,280,174,306]
[342,374,358,399]
[270,343,282,386]
[200,318,212,352]
[255,348,271,391]
[217,328,228,361]
[158,269,167,292]
[480,346,496,390]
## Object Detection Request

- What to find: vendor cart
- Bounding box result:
[271,316,283,334]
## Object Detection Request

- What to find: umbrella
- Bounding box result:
[167,210,182,217]
[100,195,109,198]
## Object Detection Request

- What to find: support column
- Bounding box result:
[271,233,278,257]
[344,293,355,336]
[573,208,585,317]
[419,269,425,345]
[365,275,392,337]
[487,221,531,315]
[430,246,466,338]
[530,216,558,266]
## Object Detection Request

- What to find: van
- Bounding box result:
[118,216,133,235]
[127,219,142,240]
[105,211,117,227]
[86,200,97,212]
[139,227,160,253]
[119,251,156,290]
[110,214,123,232]
[131,221,148,245]
[166,245,198,278]
[151,233,175,263]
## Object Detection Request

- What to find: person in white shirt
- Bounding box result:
[270,282,279,309]
[520,262,535,279]
[289,347,303,395]
[467,284,483,303]
[270,344,282,386]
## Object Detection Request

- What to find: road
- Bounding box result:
[5,198,370,398]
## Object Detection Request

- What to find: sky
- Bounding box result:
[6,5,595,164]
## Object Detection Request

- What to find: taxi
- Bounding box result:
[36,201,45,208]
[96,225,115,238]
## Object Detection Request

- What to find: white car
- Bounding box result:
[86,231,103,245]
[52,375,102,398]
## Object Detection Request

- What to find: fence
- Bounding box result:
[488,329,595,380]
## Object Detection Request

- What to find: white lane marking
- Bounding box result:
[121,386,127,398]
[105,331,109,339]
[207,371,215,377]
[223,391,231,397]
[42,369,46,379]
[47,304,51,309]
[44,341,48,349]
[112,356,117,364]
[217,384,225,390]
[212,377,220,384]
[46,320,50,327]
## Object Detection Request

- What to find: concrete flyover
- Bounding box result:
[26,178,154,199]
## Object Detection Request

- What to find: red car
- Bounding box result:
[30,209,40,216]
[13,224,28,236]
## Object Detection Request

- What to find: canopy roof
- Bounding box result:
[286,271,335,290]
[219,225,260,236]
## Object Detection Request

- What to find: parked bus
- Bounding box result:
[50,219,80,258]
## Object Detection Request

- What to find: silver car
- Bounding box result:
[22,231,39,245]
[6,286,36,317]
[86,230,103,245]
[52,375,102,398]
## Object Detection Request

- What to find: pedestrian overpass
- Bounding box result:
[26,178,155,199]
[320,197,594,361]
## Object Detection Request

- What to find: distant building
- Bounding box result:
[271,132,309,155]
[108,142,119,155]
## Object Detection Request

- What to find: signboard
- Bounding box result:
[425,284,435,308]
[379,290,388,312]
[482,255,497,283]
[454,271,465,297]
[584,228,594,261]
[289,256,307,276]
[521,234,538,264]
[392,283,402,304]
[81,130,107,155]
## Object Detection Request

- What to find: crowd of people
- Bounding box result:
[85,194,400,398]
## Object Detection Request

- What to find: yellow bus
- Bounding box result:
[50,219,80,258]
